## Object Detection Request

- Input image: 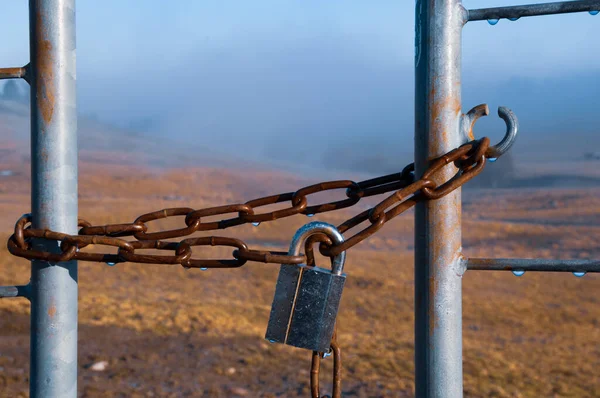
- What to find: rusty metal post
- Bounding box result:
[414,0,467,396]
[29,0,78,396]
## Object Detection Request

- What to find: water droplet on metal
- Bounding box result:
[573,271,586,278]
[487,19,499,25]
[590,10,599,16]
[512,270,525,277]
[508,17,520,21]
[106,262,116,267]
[488,157,497,163]
[252,222,260,227]
[201,267,208,271]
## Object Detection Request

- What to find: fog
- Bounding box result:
[1,1,599,175]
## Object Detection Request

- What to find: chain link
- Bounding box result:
[5,137,493,397]
[6,138,490,267]
[311,327,341,398]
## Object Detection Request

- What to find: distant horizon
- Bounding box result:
[2,91,600,194]
[0,0,598,173]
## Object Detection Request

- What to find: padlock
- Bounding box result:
[265,221,347,353]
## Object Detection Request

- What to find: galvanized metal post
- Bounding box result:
[29,0,78,396]
[414,0,467,396]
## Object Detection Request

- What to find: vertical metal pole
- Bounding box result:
[414,0,466,397]
[29,0,78,397]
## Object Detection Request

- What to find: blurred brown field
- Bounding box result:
[1,156,600,397]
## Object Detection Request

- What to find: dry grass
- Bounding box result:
[1,159,600,397]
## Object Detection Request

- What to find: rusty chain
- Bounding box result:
[7,137,490,268]
[6,137,491,396]
[311,326,341,398]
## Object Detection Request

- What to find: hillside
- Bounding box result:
[0,98,271,173]
[1,98,600,396]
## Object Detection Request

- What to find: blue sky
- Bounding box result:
[1,1,599,169]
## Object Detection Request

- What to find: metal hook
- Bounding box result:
[461,104,518,159]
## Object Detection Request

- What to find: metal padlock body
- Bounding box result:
[265,221,346,353]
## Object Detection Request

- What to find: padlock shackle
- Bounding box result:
[288,221,346,275]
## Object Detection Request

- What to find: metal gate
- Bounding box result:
[415,1,600,396]
[1,0,77,396]
[0,1,598,397]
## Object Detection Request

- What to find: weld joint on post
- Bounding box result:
[458,3,470,26]
[455,252,468,277]
[22,63,31,84]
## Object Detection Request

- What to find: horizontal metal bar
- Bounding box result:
[468,0,600,21]
[467,258,600,272]
[0,64,29,82]
[0,285,30,299]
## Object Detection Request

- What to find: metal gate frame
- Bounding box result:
[0,0,599,397]
[1,0,77,396]
[415,1,600,397]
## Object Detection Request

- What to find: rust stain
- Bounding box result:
[467,126,476,141]
[40,147,48,162]
[48,304,56,318]
[428,276,438,335]
[429,192,462,270]
[465,112,476,141]
[429,95,462,164]
[431,96,461,129]
[441,129,448,145]
[35,10,55,125]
